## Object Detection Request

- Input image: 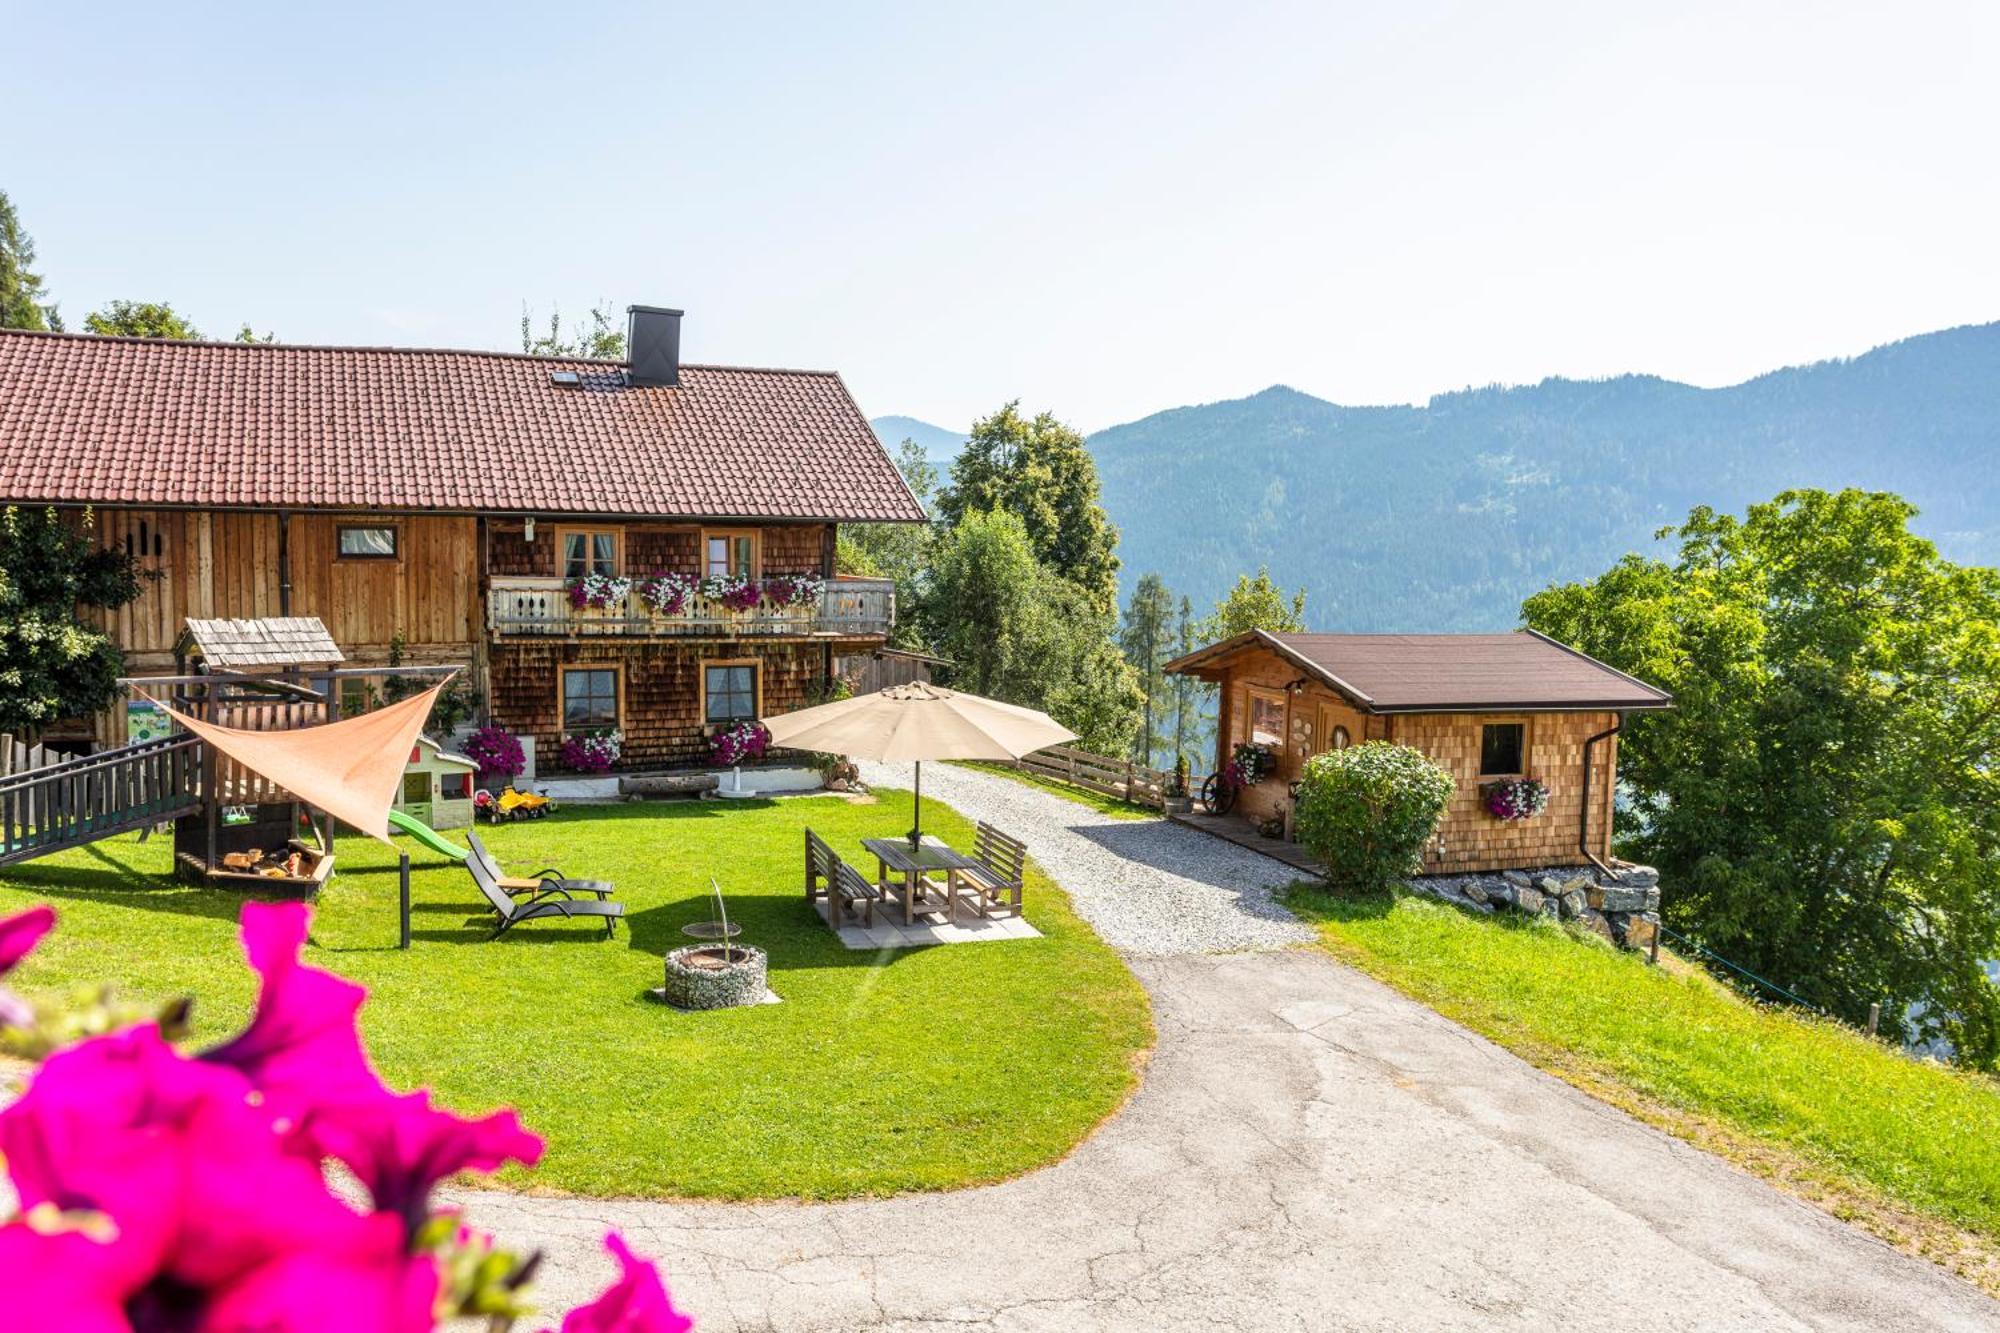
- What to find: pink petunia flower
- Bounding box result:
[194,1211,440,1333]
[0,902,55,975]
[200,901,390,1156]
[0,1024,430,1327]
[311,1089,544,1227]
[548,1234,693,1333]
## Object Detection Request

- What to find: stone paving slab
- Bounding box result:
[813,897,1041,950]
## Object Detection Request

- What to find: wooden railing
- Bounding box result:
[1014,744,1169,809]
[0,733,204,867]
[487,575,895,639]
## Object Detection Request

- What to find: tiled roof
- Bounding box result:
[0,330,927,523]
[1166,629,1673,712]
[181,616,345,669]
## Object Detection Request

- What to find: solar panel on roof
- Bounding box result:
[549,370,580,388]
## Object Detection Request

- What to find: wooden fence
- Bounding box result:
[1013,744,1169,808]
[0,736,56,779]
[0,733,204,867]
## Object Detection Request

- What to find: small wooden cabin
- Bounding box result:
[1165,629,1672,874]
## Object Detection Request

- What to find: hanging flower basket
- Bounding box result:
[708,720,769,767]
[637,571,698,617]
[562,729,623,772]
[1482,776,1549,821]
[566,574,631,611]
[759,573,825,611]
[1231,742,1277,786]
[698,574,764,613]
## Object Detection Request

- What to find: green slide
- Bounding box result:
[386,809,470,861]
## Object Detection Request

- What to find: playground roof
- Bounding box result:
[180,616,345,670]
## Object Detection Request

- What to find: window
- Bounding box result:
[703,661,758,724]
[440,771,472,801]
[559,528,621,580]
[1245,687,1286,748]
[337,526,398,559]
[562,667,620,730]
[1480,722,1527,777]
[401,772,431,805]
[702,529,758,580]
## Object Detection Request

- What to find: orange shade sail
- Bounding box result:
[141,683,445,844]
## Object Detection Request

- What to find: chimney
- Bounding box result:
[625,305,684,387]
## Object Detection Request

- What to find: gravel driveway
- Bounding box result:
[855,760,1312,954]
[450,765,1999,1329]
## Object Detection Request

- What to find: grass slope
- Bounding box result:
[948,761,1157,820]
[1289,886,2000,1292]
[0,792,1151,1201]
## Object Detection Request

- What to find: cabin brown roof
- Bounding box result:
[1164,629,1672,713]
[0,329,926,523]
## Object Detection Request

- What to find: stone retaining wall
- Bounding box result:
[1405,863,1661,951]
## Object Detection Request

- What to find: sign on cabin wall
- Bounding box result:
[127,699,171,745]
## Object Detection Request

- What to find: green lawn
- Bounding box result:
[1288,886,2000,1284]
[0,792,1152,1201]
[949,761,1159,820]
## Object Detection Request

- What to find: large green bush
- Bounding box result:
[1293,741,1454,892]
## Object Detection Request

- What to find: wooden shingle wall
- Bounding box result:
[1393,710,1619,872]
[489,640,828,769]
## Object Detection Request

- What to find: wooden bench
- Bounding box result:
[953,821,1025,920]
[806,828,882,930]
[804,828,834,904]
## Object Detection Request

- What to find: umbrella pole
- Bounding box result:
[909,760,923,849]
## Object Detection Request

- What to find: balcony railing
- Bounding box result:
[487,575,895,639]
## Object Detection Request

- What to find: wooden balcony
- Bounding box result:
[486,575,895,640]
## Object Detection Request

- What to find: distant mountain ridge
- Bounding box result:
[879,322,2000,631]
[868,415,968,471]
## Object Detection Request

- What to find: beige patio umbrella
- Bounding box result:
[760,683,1076,845]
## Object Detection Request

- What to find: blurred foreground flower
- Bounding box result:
[0,902,693,1331]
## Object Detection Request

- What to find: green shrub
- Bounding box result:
[1293,741,1454,892]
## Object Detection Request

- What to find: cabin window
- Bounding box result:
[1245,687,1286,749]
[440,771,472,800]
[562,667,620,731]
[337,525,398,559]
[559,528,621,580]
[1480,722,1527,777]
[401,772,431,804]
[703,529,759,580]
[703,661,758,724]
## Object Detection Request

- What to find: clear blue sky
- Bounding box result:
[7,2,1996,431]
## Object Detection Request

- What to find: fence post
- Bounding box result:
[399,852,412,951]
[1866,1002,1881,1036]
[1125,758,1134,801]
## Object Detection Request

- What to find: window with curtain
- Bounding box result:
[562,530,619,580]
[562,668,619,730]
[337,526,398,558]
[704,663,757,723]
[704,532,756,579]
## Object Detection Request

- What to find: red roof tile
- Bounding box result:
[0,330,927,523]
[1166,629,1673,712]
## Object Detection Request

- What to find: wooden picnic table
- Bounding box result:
[862,835,979,926]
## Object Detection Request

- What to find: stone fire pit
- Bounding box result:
[655,943,769,1011]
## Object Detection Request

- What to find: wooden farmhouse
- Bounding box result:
[1165,630,1672,874]
[0,308,926,769]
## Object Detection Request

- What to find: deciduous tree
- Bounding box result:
[0,507,147,732]
[934,403,1121,613]
[922,510,1140,753]
[83,300,204,340]
[838,439,937,651]
[519,302,625,359]
[1524,489,2000,1066]
[1202,566,1307,640]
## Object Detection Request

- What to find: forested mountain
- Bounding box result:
[875,322,2000,630]
[868,415,968,471]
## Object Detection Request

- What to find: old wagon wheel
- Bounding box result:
[1201,772,1237,816]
